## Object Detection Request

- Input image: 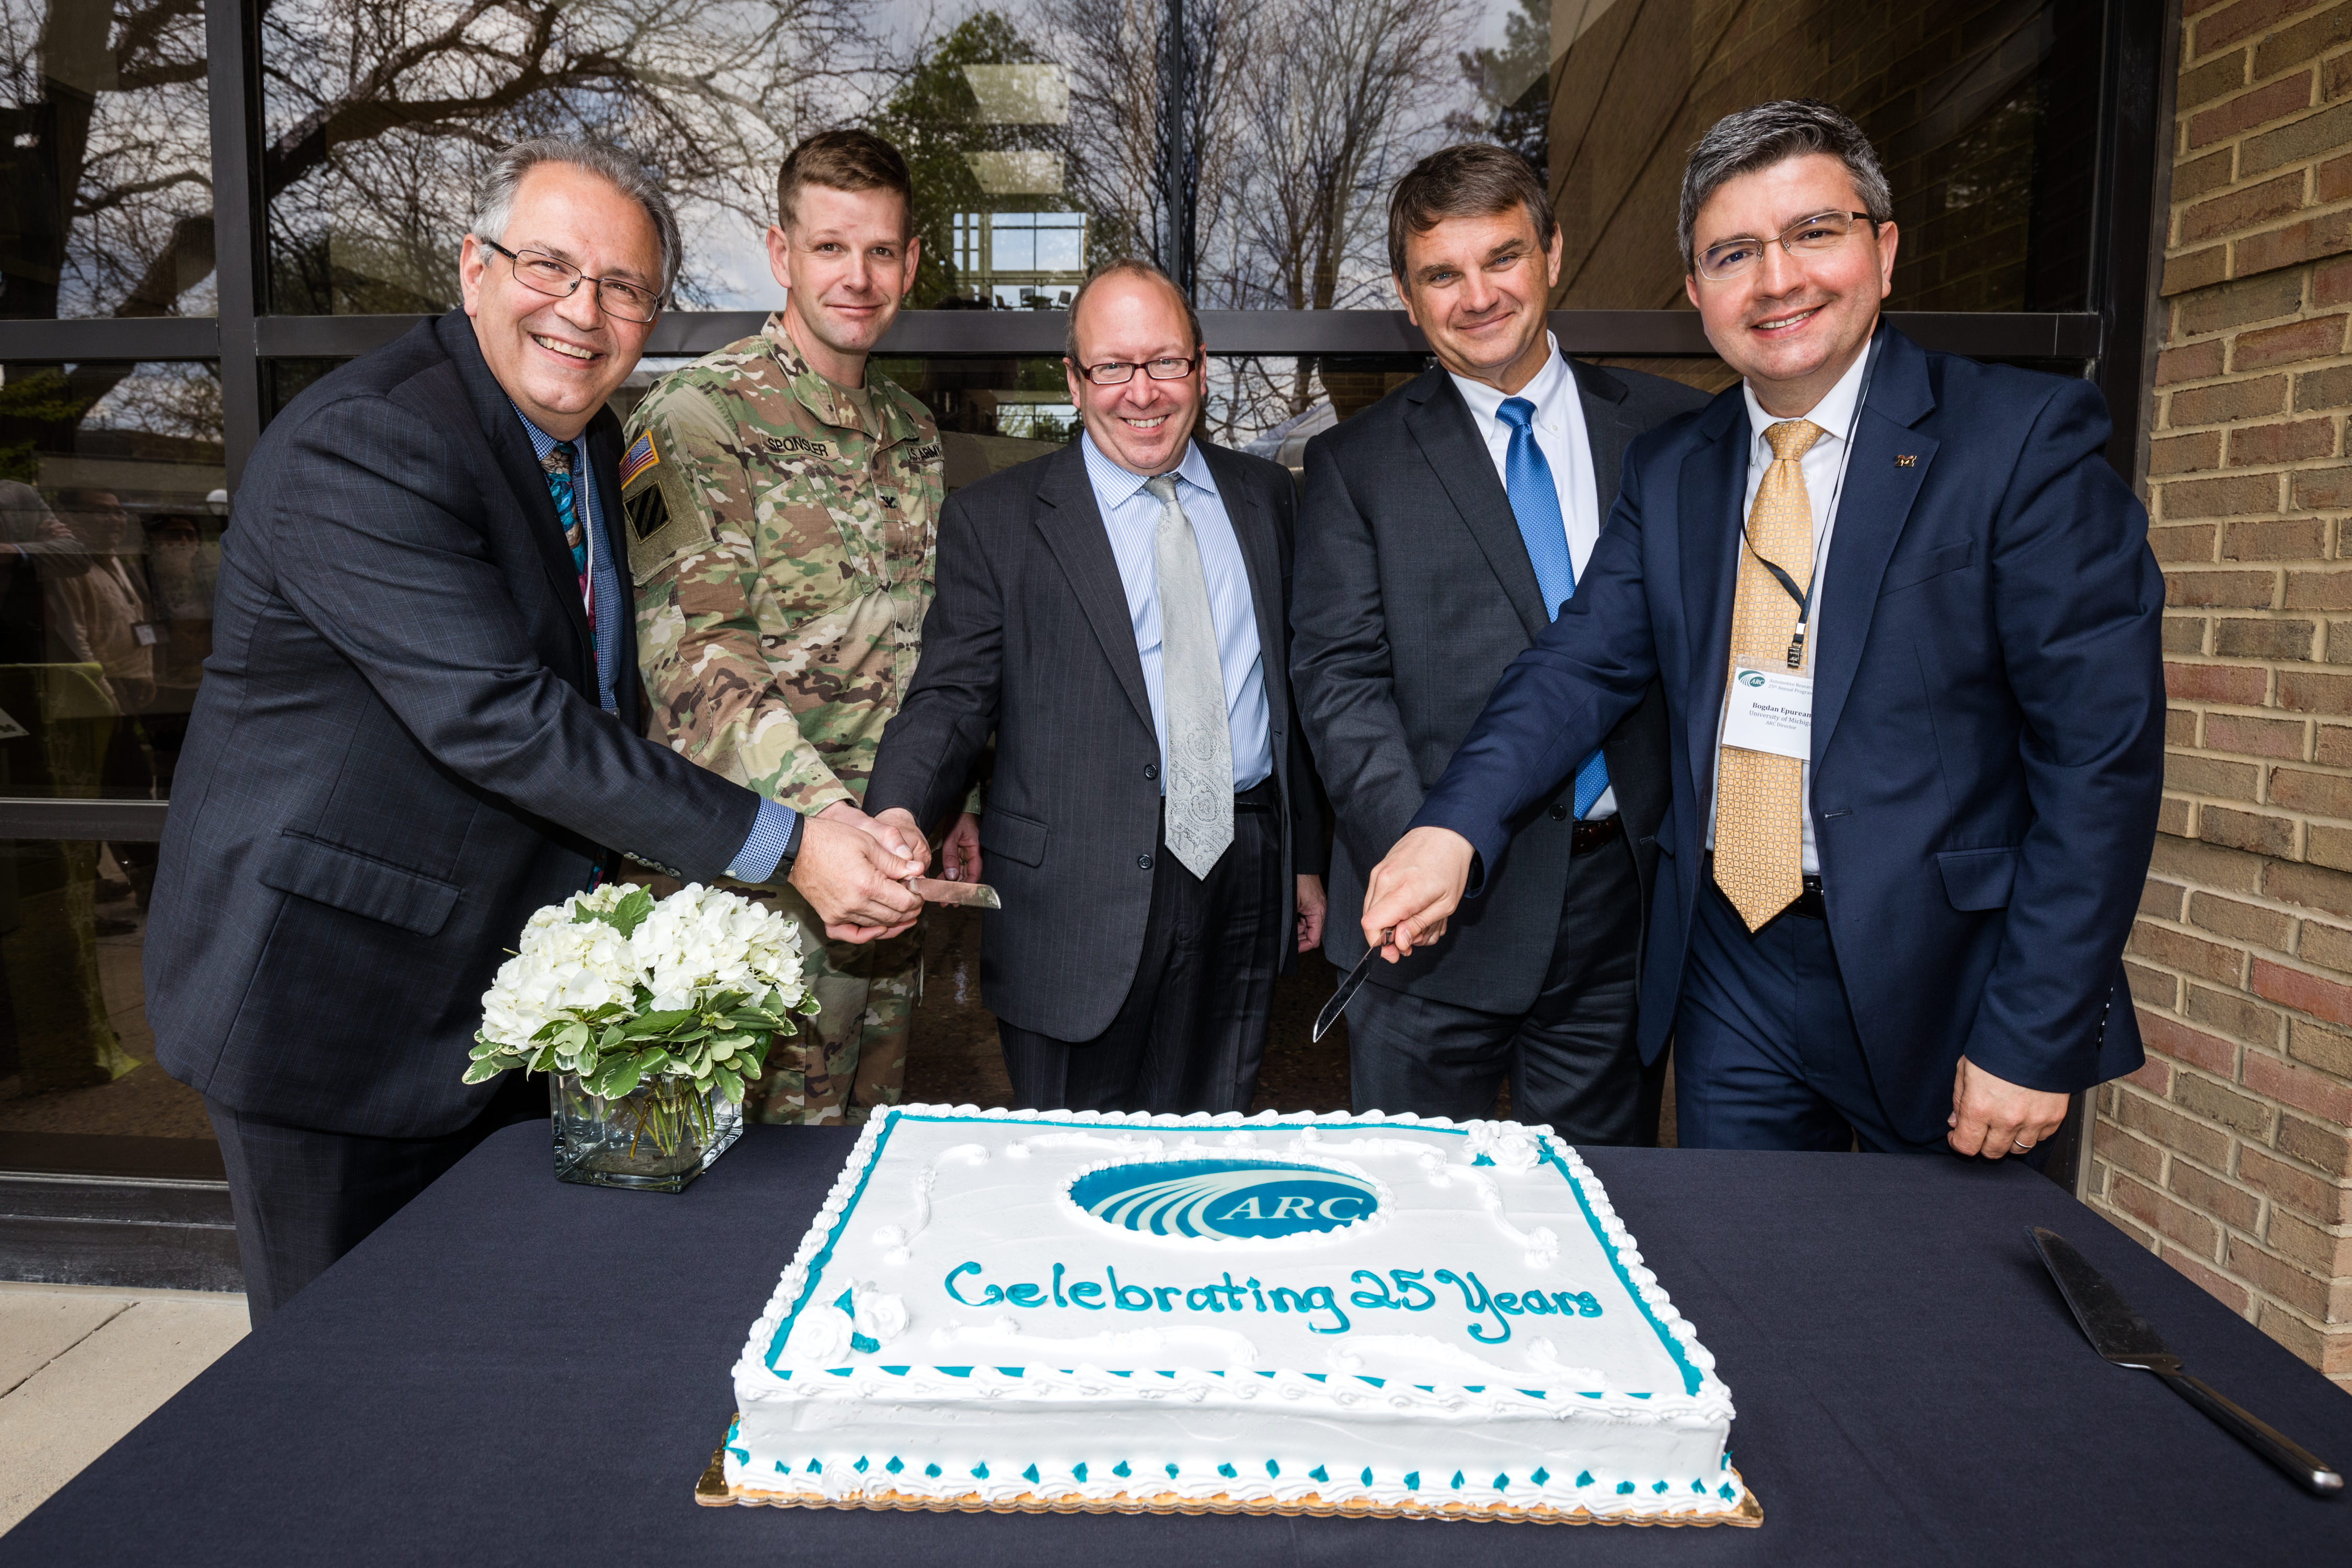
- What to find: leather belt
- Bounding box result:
[1570,815,1624,856]
[1786,873,1827,920]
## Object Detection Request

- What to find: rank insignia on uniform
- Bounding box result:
[620,430,661,489]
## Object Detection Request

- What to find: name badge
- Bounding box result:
[1722,664,1812,762]
[132,621,167,647]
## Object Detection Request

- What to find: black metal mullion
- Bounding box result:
[2089,0,2180,485]
[207,0,266,494]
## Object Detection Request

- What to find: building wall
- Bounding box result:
[2091,0,2352,1391]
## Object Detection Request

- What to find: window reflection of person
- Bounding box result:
[138,511,213,805]
[50,488,162,914]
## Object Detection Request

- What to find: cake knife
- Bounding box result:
[1312,929,1392,1042]
[2030,1226,2342,1495]
[905,876,1001,909]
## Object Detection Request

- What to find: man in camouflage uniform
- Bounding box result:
[624,130,973,1125]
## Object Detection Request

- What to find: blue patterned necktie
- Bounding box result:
[541,440,593,650]
[1498,396,1609,820]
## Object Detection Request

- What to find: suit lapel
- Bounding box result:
[1201,443,1288,737]
[581,412,633,720]
[1034,443,1155,733]
[1810,329,1937,759]
[1402,374,1550,641]
[1678,395,1749,802]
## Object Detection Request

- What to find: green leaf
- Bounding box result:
[625,1009,697,1037]
[585,885,656,938]
[632,1047,670,1079]
[589,1055,641,1100]
[529,1043,562,1074]
[715,1067,747,1106]
[461,1060,505,1085]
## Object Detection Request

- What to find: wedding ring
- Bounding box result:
[2012,1139,2033,1151]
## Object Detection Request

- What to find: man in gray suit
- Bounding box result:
[868,261,1326,1114]
[145,139,923,1323]
[1292,145,1707,1144]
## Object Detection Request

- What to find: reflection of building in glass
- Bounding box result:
[950,211,1087,309]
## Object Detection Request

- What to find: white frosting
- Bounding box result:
[726,1106,1746,1519]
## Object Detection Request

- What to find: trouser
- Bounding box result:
[744,885,921,1126]
[1673,872,1948,1153]
[205,1070,545,1328]
[1346,824,1661,1145]
[997,778,1284,1115]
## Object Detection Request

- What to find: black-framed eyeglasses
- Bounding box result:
[1694,212,1880,282]
[479,237,664,324]
[1072,352,1202,386]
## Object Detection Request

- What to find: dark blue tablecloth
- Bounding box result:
[6,1122,2345,1564]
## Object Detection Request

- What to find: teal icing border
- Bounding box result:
[763,1110,1707,1400]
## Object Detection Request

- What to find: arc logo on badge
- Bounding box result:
[1722,664,1813,761]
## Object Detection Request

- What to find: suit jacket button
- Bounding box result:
[1549,804,1569,821]
[1144,763,1159,780]
[1138,854,1154,871]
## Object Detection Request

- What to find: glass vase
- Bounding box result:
[550,1070,741,1192]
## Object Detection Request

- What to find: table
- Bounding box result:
[6,1123,2346,1564]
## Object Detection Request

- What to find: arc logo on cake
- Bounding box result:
[1068,1158,1380,1240]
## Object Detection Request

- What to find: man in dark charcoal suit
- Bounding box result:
[1292,145,1707,1144]
[145,139,924,1323]
[867,261,1327,1114]
[1361,102,2162,1160]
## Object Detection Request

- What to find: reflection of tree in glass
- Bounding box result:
[261,0,886,313]
[1447,0,1549,183]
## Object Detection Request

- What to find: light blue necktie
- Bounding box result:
[1498,396,1609,820]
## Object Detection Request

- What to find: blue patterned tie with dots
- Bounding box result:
[1498,396,1609,820]
[541,440,592,651]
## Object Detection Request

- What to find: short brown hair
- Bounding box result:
[777,129,913,235]
[1387,144,1557,281]
[1064,259,1203,368]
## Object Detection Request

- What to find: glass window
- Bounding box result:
[0,2,215,320]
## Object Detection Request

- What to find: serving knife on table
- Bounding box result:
[1312,928,1392,1042]
[905,876,1001,909]
[2030,1226,2342,1495]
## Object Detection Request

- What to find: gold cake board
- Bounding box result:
[694,1423,1763,1527]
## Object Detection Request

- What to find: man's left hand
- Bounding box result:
[1947,1057,2069,1159]
[1295,874,1327,952]
[940,812,982,883]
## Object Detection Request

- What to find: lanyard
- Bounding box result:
[1739,331,1883,669]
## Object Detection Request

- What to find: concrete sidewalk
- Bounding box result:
[0,1281,248,1535]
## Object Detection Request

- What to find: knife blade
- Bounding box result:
[905,876,1001,909]
[1312,929,1392,1043]
[2031,1227,2342,1495]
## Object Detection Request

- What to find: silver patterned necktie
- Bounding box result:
[1145,473,1232,878]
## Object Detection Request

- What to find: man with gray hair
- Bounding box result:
[1359,100,2164,1160]
[145,136,925,1322]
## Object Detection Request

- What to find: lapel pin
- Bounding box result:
[1895,454,1917,467]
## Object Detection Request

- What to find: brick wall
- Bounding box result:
[2089,0,2352,1392]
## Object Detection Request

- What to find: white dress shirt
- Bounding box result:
[1449,333,1617,817]
[1080,431,1274,792]
[1706,343,1874,877]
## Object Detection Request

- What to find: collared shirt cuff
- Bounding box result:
[726,797,800,884]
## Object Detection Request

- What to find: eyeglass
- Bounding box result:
[480,237,664,324]
[1073,352,1201,386]
[1694,212,1879,282]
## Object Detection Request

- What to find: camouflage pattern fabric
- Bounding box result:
[625,316,946,1123]
[624,314,945,816]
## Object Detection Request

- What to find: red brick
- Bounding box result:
[2180,273,2308,336]
[2267,1207,2352,1274]
[2288,1017,2352,1074]
[2324,151,2352,203]
[2236,212,2352,276]
[2297,917,2352,970]
[2234,314,2350,370]
[2127,958,2182,1009]
[2289,465,2352,509]
[2317,251,2352,304]
[2094,1120,2168,1182]
[2254,1,2352,79]
[2152,524,2219,563]
[2241,1144,2351,1224]
[2176,1069,2279,1135]
[2279,1109,2352,1174]
[2193,890,2294,950]
[2177,148,2238,207]
[2323,723,2352,763]
[2228,417,2338,465]
[2268,858,2352,917]
[2125,1057,2175,1097]
[2200,0,2331,56]
[2165,471,2285,518]
[2164,1244,2255,1316]
[2186,171,2310,243]
[2111,1173,2223,1257]
[2169,753,2262,798]
[2329,620,2352,662]
[2205,711,2308,757]
[2131,919,2252,982]
[2224,519,2327,558]
[2140,1010,2245,1077]
[2245,99,2352,176]
[2224,1237,2335,1317]
[2244,1043,2352,1116]
[2166,617,2211,655]
[2168,702,2204,741]
[2309,821,2352,869]
[2167,246,2232,297]
[2169,373,2289,423]
[2251,955,2352,1024]
[2166,660,2271,701]
[2153,431,2224,476]
[2187,75,2315,151]
[2270,765,2352,815]
[2330,51,2352,102]
[2173,1161,2265,1229]
[2117,1083,2238,1167]
[2162,795,2195,836]
[2279,668,2352,711]
[2160,339,2229,385]
[2185,981,2288,1044]
[2216,615,2314,657]
[2255,1301,2326,1363]
[2144,878,2190,920]
[2158,832,2268,892]
[2295,363,2352,408]
[2286,569,2352,607]
[2182,49,2252,110]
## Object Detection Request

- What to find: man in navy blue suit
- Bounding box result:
[1357,100,2164,1160]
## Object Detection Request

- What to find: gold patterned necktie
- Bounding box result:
[1714,418,1824,931]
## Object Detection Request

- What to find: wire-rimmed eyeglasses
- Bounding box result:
[1693,211,1880,283]
[1071,352,1202,386]
[480,237,664,324]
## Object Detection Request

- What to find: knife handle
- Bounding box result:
[2158,1370,2344,1495]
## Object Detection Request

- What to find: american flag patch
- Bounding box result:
[618,430,660,489]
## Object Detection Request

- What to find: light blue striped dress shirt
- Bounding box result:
[1079,431,1273,792]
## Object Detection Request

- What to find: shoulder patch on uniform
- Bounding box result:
[620,421,714,584]
[619,429,659,491]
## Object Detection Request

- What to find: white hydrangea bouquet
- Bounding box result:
[469,882,818,1189]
